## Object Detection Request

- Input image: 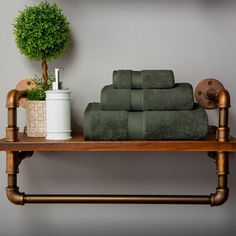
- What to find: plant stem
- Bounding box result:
[41,59,48,85]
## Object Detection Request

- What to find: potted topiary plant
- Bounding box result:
[13,1,71,85]
[13,1,71,137]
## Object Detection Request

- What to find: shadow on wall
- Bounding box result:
[22,152,216,194]
[71,113,83,133]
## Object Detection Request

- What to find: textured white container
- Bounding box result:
[45,90,72,140]
[27,101,46,137]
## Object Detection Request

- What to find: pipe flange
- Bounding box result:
[15,79,36,109]
[195,79,224,109]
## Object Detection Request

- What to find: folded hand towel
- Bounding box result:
[83,103,208,140]
[113,70,175,89]
[101,83,194,111]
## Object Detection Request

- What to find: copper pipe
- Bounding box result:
[6,89,20,142]
[6,89,20,108]
[6,186,24,205]
[218,89,231,108]
[5,151,227,206]
[6,167,212,205]
[5,152,213,205]
[210,152,229,206]
[6,151,19,174]
[208,86,230,205]
[5,152,212,205]
[23,195,211,204]
[205,87,230,109]
[5,152,24,205]
[206,87,230,142]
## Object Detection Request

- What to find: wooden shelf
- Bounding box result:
[0,133,236,152]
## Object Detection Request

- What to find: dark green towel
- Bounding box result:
[83,103,208,140]
[101,83,194,111]
[113,70,175,89]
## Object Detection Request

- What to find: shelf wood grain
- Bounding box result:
[0,133,236,152]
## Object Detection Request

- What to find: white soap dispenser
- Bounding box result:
[45,68,72,140]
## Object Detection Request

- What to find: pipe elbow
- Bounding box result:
[218,89,230,108]
[6,89,20,108]
[6,187,25,205]
[211,188,229,206]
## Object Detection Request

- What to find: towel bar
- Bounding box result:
[0,78,235,206]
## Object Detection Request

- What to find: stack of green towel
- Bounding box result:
[83,70,208,140]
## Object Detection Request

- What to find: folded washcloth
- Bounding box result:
[113,70,175,89]
[101,83,194,111]
[83,103,208,140]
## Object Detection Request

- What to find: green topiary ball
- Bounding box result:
[13,1,71,62]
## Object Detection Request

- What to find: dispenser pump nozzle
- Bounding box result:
[53,68,64,90]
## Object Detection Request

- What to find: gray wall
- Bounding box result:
[1,0,236,235]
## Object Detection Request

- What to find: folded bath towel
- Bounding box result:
[113,70,175,89]
[101,83,194,111]
[83,103,208,140]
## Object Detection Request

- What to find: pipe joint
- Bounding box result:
[217,127,230,142]
[6,127,19,142]
[6,187,25,205]
[211,188,229,206]
[217,89,230,108]
[6,89,20,108]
